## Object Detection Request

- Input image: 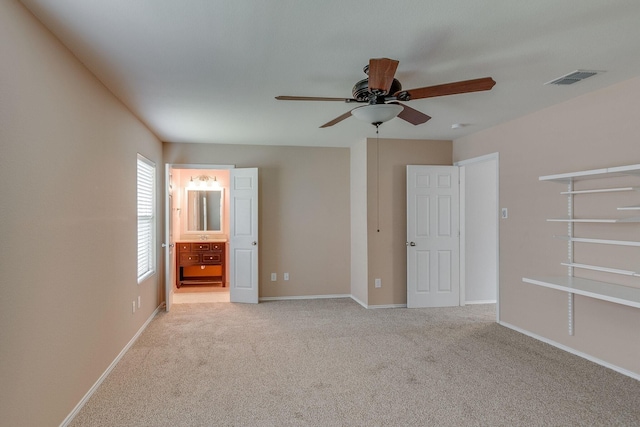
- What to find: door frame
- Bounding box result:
[164,163,235,311]
[455,153,500,323]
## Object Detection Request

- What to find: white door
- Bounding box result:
[406,165,460,308]
[164,164,175,312]
[230,168,259,303]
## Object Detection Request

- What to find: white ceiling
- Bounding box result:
[20,0,640,147]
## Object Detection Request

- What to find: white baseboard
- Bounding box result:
[350,294,367,308]
[260,294,407,309]
[348,294,407,309]
[60,305,163,427]
[499,321,640,382]
[465,299,497,305]
[367,303,407,309]
[259,294,351,302]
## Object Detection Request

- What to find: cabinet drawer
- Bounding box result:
[202,253,222,264]
[178,243,191,251]
[179,253,200,264]
[211,243,224,252]
[193,243,211,251]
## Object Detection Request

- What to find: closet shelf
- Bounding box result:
[540,164,640,183]
[560,187,640,195]
[547,217,640,223]
[522,277,640,309]
[560,262,638,277]
[618,205,640,211]
[553,236,640,247]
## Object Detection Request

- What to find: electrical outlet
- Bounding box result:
[137,296,141,309]
[284,272,289,281]
[375,278,382,288]
[271,273,277,281]
[132,301,136,313]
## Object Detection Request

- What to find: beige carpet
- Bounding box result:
[70,299,640,426]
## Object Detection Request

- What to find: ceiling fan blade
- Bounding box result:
[393,102,431,125]
[368,58,399,94]
[276,96,355,102]
[319,110,354,128]
[399,77,496,100]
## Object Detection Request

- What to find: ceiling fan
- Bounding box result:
[276,58,496,128]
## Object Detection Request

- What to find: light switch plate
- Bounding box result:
[501,208,508,219]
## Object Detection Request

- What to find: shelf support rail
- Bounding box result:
[567,179,575,336]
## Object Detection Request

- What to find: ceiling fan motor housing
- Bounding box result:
[352,78,402,103]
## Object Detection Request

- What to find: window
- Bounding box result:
[137,154,156,282]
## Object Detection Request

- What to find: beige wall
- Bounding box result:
[164,143,351,298]
[0,1,163,426]
[366,138,452,306]
[454,76,640,375]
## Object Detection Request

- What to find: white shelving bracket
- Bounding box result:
[568,292,574,336]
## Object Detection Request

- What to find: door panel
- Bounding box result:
[407,165,460,308]
[230,168,259,303]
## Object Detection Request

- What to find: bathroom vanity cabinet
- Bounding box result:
[176,241,226,288]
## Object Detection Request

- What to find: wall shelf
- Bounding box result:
[523,277,640,309]
[547,217,640,223]
[553,236,640,247]
[539,164,640,183]
[525,163,640,335]
[560,186,640,195]
[560,262,638,277]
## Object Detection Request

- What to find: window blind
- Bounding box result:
[137,154,155,282]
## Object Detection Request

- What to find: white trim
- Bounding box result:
[454,152,499,167]
[499,321,640,382]
[367,304,407,309]
[459,165,466,307]
[168,163,236,170]
[348,295,407,309]
[60,305,163,427]
[259,294,352,302]
[465,299,497,305]
[350,294,368,308]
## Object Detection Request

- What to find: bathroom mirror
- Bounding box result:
[186,189,223,232]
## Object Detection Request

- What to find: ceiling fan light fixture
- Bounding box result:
[351,104,404,125]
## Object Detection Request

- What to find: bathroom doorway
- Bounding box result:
[166,165,232,307]
[164,164,260,309]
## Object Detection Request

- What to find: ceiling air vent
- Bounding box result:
[545,70,601,85]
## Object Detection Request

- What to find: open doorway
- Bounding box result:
[165,164,260,309]
[168,166,232,305]
[457,153,499,322]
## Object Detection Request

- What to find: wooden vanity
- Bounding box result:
[176,241,226,288]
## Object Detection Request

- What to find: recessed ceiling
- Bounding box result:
[19,0,640,147]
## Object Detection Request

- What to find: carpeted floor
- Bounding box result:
[70,299,640,426]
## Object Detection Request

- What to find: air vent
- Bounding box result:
[545,70,602,86]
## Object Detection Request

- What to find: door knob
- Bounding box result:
[409,242,416,246]
[252,241,257,246]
